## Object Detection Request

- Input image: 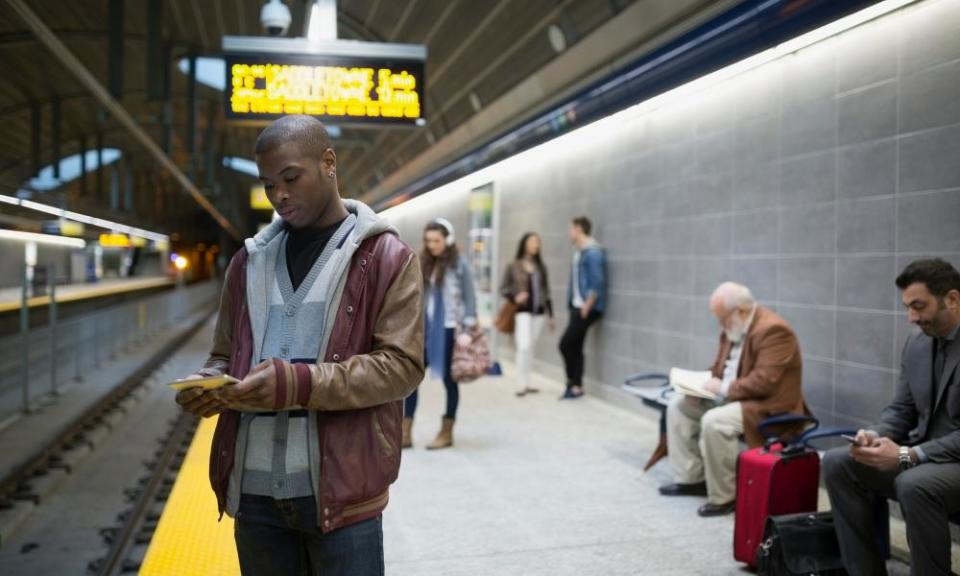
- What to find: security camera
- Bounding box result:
[261,0,292,36]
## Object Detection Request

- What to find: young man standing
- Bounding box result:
[559,216,606,399]
[175,115,424,575]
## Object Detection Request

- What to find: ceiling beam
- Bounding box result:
[342,0,500,180]
[348,0,579,188]
[189,0,211,49]
[0,29,147,47]
[389,0,418,41]
[234,0,248,36]
[364,0,383,29]
[3,0,243,240]
[338,12,384,42]
[360,0,733,206]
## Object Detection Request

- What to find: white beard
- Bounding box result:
[725,328,744,343]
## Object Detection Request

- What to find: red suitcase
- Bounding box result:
[733,415,855,568]
[733,442,820,567]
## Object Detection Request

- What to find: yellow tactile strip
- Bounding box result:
[0,277,175,313]
[140,416,240,576]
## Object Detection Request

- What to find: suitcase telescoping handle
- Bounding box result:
[758,413,819,438]
[798,427,858,450]
[758,413,857,455]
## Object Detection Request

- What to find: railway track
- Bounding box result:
[0,309,215,575]
[89,412,197,575]
[0,311,211,509]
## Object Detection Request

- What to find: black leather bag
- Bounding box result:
[757,512,849,575]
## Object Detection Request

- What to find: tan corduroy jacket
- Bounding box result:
[710,306,808,447]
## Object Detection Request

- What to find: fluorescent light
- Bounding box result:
[223,156,260,177]
[0,193,169,243]
[177,57,227,91]
[24,148,121,192]
[0,229,86,248]
[382,0,920,218]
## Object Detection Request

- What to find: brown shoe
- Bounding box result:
[426,417,454,450]
[401,417,414,449]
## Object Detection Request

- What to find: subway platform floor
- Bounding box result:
[387,364,912,575]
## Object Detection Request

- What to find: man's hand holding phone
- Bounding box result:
[854,429,880,447]
[174,373,229,418]
[843,429,880,447]
[849,429,902,471]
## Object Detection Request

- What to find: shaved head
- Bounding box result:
[254,114,347,230]
[255,114,333,159]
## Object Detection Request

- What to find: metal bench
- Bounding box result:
[621,372,672,471]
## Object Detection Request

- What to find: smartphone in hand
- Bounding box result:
[841,434,861,446]
[167,374,239,391]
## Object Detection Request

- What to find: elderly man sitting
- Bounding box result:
[658,282,807,517]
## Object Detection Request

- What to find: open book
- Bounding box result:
[669,367,718,401]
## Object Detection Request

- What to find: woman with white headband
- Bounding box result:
[403,218,477,450]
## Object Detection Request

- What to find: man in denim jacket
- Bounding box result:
[559,216,606,399]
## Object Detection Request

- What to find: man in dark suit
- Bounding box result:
[823,258,960,576]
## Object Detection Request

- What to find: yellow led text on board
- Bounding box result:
[230,63,421,119]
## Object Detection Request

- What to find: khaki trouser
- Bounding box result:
[666,394,743,505]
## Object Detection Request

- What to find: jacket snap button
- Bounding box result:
[333,354,341,361]
[347,306,354,314]
[324,520,330,527]
[360,259,367,266]
[324,508,329,515]
[221,450,228,457]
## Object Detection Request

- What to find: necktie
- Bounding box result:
[933,338,947,392]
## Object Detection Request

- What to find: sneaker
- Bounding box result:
[559,388,584,400]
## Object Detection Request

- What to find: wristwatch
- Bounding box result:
[898,446,916,471]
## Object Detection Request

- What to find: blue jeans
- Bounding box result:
[405,327,458,419]
[235,495,384,576]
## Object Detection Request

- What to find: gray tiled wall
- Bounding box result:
[385,0,960,428]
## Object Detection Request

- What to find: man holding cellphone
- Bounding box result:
[823,259,960,576]
[174,115,424,575]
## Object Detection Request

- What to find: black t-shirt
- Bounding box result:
[285,217,347,291]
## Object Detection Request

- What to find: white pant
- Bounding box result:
[666,395,744,505]
[514,312,545,392]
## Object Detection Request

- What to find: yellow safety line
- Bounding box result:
[140,416,240,576]
[0,277,175,314]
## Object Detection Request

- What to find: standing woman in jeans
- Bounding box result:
[403,218,477,450]
[501,232,555,396]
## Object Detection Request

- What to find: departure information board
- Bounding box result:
[224,53,425,125]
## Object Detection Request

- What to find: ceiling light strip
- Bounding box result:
[0,228,87,248]
[0,193,169,243]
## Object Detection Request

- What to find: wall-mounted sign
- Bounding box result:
[222,37,426,127]
[42,220,85,237]
[250,185,273,210]
[99,233,131,248]
[468,183,495,318]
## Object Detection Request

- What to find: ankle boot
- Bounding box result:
[426,417,454,450]
[402,417,414,449]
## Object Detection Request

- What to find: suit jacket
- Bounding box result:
[710,306,807,448]
[874,329,960,462]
